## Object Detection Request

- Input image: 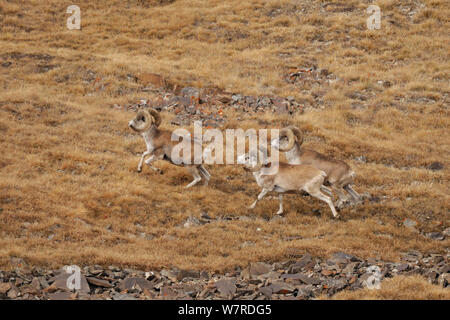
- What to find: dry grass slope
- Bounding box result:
[0,0,449,298]
[325,275,450,299]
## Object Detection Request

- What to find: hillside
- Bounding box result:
[0,0,448,299]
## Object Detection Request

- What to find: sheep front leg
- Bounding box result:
[138,151,152,172]
[145,154,164,173]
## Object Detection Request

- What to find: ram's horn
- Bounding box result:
[132,110,152,132]
[278,128,296,151]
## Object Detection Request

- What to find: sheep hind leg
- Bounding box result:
[332,185,350,209]
[250,188,270,209]
[276,194,284,215]
[198,165,210,186]
[185,166,202,189]
[305,187,339,219]
[320,185,333,198]
[344,185,361,203]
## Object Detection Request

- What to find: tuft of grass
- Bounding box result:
[324,275,450,300]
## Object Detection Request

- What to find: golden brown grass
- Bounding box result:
[0,0,449,300]
[323,275,450,299]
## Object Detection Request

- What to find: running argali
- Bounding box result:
[271,126,360,208]
[237,148,340,218]
[128,108,210,188]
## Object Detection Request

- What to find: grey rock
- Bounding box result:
[86,277,113,288]
[426,232,445,241]
[249,262,272,276]
[427,162,443,171]
[269,282,295,294]
[48,291,73,300]
[160,286,178,298]
[403,219,417,228]
[118,277,153,292]
[176,270,200,281]
[288,254,313,273]
[112,293,137,300]
[215,278,237,298]
[49,271,90,294]
[181,87,200,99]
[282,273,321,285]
[231,94,242,102]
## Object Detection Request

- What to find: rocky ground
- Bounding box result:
[1,251,448,300]
[109,70,310,128]
[2,73,447,300]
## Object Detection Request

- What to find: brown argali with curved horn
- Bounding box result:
[237,147,339,218]
[128,108,211,188]
[272,126,360,208]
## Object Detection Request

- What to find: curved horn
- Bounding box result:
[132,110,152,132]
[278,128,295,151]
[148,108,161,127]
[288,126,303,146]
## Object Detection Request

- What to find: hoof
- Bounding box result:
[137,168,142,173]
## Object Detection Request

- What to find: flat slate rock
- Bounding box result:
[86,277,113,288]
[249,262,272,276]
[49,272,90,294]
[119,277,154,291]
[215,278,237,297]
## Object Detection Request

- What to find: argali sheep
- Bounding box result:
[237,148,339,218]
[128,108,210,188]
[271,126,360,208]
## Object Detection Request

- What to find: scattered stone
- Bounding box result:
[48,271,90,294]
[183,216,202,228]
[321,269,334,276]
[86,277,113,288]
[119,277,153,292]
[215,279,236,298]
[112,293,138,300]
[160,286,177,298]
[427,162,443,171]
[249,262,272,276]
[176,270,200,281]
[426,232,445,241]
[443,227,450,237]
[48,291,73,300]
[395,264,409,272]
[403,219,417,228]
[281,273,321,285]
[331,252,361,264]
[0,282,12,294]
[0,250,448,300]
[269,282,295,294]
[288,254,314,273]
